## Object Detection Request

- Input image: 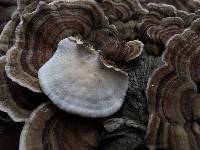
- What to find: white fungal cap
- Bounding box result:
[38,38,129,118]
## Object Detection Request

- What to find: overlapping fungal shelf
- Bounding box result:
[0,0,200,150]
[0,0,145,119]
[6,0,143,93]
[38,38,129,117]
[6,0,109,92]
[0,56,47,122]
[98,0,147,40]
[20,102,101,150]
[146,17,200,150]
[140,3,186,45]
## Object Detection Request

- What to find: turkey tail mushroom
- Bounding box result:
[0,56,47,122]
[38,38,129,118]
[99,39,144,70]
[99,0,148,40]
[145,18,200,150]
[90,25,144,70]
[140,3,200,49]
[0,0,57,57]
[139,3,185,47]
[100,0,147,22]
[6,0,108,93]
[146,71,200,149]
[163,18,200,82]
[19,102,101,150]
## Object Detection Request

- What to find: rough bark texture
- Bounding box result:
[99,50,163,150]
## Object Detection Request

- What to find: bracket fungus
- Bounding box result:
[4,0,143,118]
[20,102,101,150]
[140,3,200,47]
[99,39,144,70]
[38,38,129,118]
[5,0,143,95]
[6,0,109,92]
[98,0,148,40]
[100,0,147,22]
[90,25,144,69]
[145,18,200,149]
[2,0,200,149]
[139,3,185,46]
[0,56,47,122]
[0,0,144,121]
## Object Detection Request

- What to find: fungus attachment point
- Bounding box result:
[38,38,129,118]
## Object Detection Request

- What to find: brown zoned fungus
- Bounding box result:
[0,56,47,122]
[20,102,101,150]
[6,0,109,92]
[140,3,185,46]
[145,18,200,149]
[4,0,143,117]
[99,0,148,40]
[5,0,200,149]
[38,38,129,117]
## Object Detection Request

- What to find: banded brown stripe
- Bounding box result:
[20,102,101,150]
[6,0,108,92]
[145,18,200,149]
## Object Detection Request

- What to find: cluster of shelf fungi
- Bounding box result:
[0,0,200,150]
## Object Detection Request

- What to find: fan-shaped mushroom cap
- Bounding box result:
[6,0,108,93]
[90,25,144,70]
[38,38,128,118]
[99,39,144,70]
[146,69,200,149]
[20,102,101,150]
[100,0,147,22]
[98,0,147,40]
[0,0,54,57]
[145,18,200,149]
[0,0,49,56]
[140,3,185,46]
[163,18,200,81]
[112,20,139,40]
[0,56,47,122]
